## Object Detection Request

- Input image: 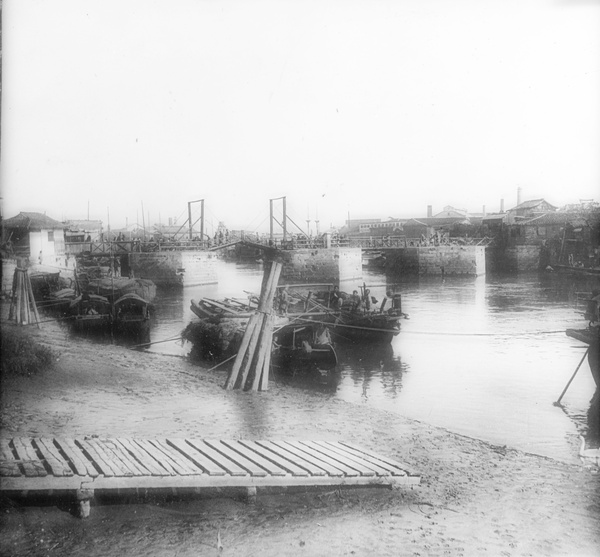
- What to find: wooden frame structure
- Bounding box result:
[1,437,420,517]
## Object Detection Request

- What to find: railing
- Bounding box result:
[66,234,494,256]
[349,236,494,249]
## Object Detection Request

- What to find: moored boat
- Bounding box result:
[114,293,152,340]
[68,293,112,332]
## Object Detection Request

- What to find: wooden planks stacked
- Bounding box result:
[225,260,283,391]
[8,268,41,327]
[0,437,420,492]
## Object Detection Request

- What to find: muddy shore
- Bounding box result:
[1,321,599,557]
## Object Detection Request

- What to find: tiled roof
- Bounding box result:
[3,212,65,230]
[519,212,587,226]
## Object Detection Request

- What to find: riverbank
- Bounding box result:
[1,320,599,556]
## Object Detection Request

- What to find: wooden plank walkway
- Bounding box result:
[0,437,420,517]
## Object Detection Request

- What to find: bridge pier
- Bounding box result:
[372,245,486,276]
[277,247,363,285]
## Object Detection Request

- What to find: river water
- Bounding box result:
[141,261,597,463]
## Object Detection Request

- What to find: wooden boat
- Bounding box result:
[43,287,77,316]
[114,293,152,339]
[323,310,402,344]
[273,324,338,370]
[85,277,157,303]
[68,294,112,332]
[190,298,253,320]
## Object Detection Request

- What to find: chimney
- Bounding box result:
[517,187,522,206]
[427,205,433,218]
[500,199,504,213]
[482,205,486,216]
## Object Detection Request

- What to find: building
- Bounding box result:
[505,199,557,225]
[2,211,67,265]
[64,219,103,243]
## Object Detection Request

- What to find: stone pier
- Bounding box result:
[380,245,486,276]
[128,251,218,287]
[278,248,363,284]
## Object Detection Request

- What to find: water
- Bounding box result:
[147,260,597,462]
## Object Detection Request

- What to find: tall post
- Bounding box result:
[188,201,193,240]
[200,199,205,242]
[269,198,274,243]
[282,196,287,241]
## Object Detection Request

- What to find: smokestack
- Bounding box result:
[427,205,433,218]
[482,205,486,216]
[500,199,504,213]
[517,187,522,206]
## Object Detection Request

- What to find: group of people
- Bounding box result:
[329,285,378,313]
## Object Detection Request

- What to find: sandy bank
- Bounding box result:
[1,321,599,557]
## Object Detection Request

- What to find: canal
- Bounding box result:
[145,261,597,463]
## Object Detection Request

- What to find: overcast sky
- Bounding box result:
[1,0,599,234]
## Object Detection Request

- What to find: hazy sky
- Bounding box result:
[1,0,599,234]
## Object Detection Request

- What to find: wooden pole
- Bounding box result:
[238,313,265,389]
[224,312,261,390]
[21,271,30,325]
[15,271,23,325]
[26,270,41,328]
[224,259,282,391]
[554,347,590,406]
[8,268,18,321]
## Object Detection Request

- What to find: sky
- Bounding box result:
[1,0,599,235]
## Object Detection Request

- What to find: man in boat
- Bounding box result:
[349,290,363,313]
[279,286,291,315]
[329,285,343,310]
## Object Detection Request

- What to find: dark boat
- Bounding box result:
[273,324,338,370]
[114,293,152,340]
[68,294,112,332]
[44,287,77,316]
[190,298,254,320]
[84,277,157,303]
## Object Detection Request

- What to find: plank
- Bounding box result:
[305,441,378,476]
[238,440,309,477]
[107,439,158,476]
[167,439,226,476]
[339,442,411,476]
[132,440,178,475]
[148,440,202,475]
[12,438,47,477]
[282,440,359,476]
[203,440,268,477]
[34,439,73,477]
[185,440,248,477]
[313,441,400,476]
[0,439,21,477]
[89,439,139,477]
[332,442,408,476]
[98,439,149,476]
[76,439,119,477]
[222,440,288,476]
[269,440,341,476]
[116,439,166,476]
[255,440,326,476]
[55,438,99,477]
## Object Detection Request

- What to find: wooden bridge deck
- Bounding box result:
[1,437,419,516]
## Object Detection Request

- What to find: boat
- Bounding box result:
[68,293,112,332]
[84,277,157,303]
[44,287,77,316]
[296,287,406,344]
[113,293,152,340]
[273,324,338,370]
[190,297,254,320]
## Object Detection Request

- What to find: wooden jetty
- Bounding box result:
[0,437,420,517]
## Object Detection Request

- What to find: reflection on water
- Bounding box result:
[74,260,599,462]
